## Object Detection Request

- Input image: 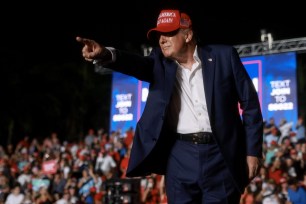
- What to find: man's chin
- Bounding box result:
[162,51,172,58]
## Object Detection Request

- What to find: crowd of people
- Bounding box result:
[241,116,306,204]
[0,127,167,204]
[0,116,305,204]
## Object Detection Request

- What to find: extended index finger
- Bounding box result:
[76,36,93,45]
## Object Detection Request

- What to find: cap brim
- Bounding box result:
[147,26,179,40]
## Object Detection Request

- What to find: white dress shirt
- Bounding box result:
[167,47,212,134]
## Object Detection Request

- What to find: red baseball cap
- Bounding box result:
[147,9,192,40]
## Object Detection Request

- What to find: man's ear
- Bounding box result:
[185,36,189,43]
[185,30,193,43]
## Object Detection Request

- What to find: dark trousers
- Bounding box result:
[165,139,241,204]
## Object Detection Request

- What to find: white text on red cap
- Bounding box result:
[157,12,177,25]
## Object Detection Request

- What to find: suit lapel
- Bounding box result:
[199,47,215,119]
[163,59,178,102]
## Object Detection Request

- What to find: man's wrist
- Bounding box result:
[93,47,116,65]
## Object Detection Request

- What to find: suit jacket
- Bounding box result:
[107,44,263,193]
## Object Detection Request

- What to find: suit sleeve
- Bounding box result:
[230,47,264,157]
[106,49,157,83]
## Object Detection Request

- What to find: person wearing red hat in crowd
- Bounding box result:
[76,6,263,204]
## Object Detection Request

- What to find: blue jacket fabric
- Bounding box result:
[107,44,263,193]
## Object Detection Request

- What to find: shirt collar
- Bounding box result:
[193,45,200,63]
[175,45,200,68]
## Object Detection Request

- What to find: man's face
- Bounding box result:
[158,29,188,60]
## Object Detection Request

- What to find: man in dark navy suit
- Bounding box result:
[77,8,263,204]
